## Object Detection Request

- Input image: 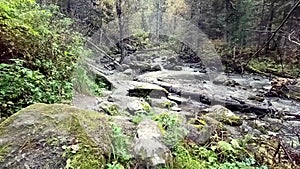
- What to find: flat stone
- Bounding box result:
[128,81,168,98]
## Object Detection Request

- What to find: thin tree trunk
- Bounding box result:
[116,0,125,63]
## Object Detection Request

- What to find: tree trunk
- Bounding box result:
[116,0,125,63]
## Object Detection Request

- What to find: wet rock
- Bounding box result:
[132,120,170,167]
[167,56,177,63]
[212,74,229,85]
[150,97,178,109]
[98,101,120,115]
[128,81,168,98]
[224,79,239,87]
[248,95,265,102]
[124,69,133,75]
[204,105,243,126]
[185,124,213,145]
[0,104,112,169]
[126,99,150,115]
[167,95,187,104]
[151,64,162,71]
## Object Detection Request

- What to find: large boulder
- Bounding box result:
[128,81,168,98]
[132,120,170,167]
[0,104,112,168]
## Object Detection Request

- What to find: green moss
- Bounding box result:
[41,106,110,168]
[249,59,300,77]
[220,114,243,126]
[0,104,112,168]
[62,117,106,168]
[105,105,120,116]
[0,144,10,163]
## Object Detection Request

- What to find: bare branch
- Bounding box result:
[85,38,121,67]
[288,31,300,46]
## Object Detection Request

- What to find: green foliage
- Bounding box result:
[107,161,125,169]
[111,124,132,163]
[171,140,268,169]
[0,60,73,117]
[73,65,106,96]
[0,0,92,116]
[131,110,154,125]
[153,112,180,130]
[0,0,84,79]
[153,112,187,148]
[249,59,300,77]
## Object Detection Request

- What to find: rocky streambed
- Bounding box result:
[1,49,299,168]
[73,49,300,167]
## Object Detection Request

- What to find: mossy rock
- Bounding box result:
[0,103,112,168]
[204,105,243,126]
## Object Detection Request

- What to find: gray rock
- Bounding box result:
[248,95,265,102]
[163,64,175,70]
[167,56,177,63]
[112,116,136,137]
[212,74,229,85]
[128,81,168,98]
[123,69,133,75]
[150,97,178,109]
[185,124,212,145]
[151,64,162,71]
[204,105,243,126]
[167,95,187,104]
[126,99,145,115]
[132,120,170,167]
[129,62,151,72]
[173,66,183,71]
[98,101,120,115]
[136,54,147,62]
[0,104,112,169]
[101,90,113,97]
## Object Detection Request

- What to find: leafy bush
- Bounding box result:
[153,112,187,148]
[111,124,132,163]
[0,0,88,117]
[0,0,84,80]
[0,60,73,117]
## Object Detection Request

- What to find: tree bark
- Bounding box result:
[116,0,125,63]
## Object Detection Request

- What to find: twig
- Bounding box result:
[279,137,295,166]
[288,31,300,46]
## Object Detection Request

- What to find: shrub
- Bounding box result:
[0,60,73,117]
[0,0,84,80]
[0,0,87,117]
